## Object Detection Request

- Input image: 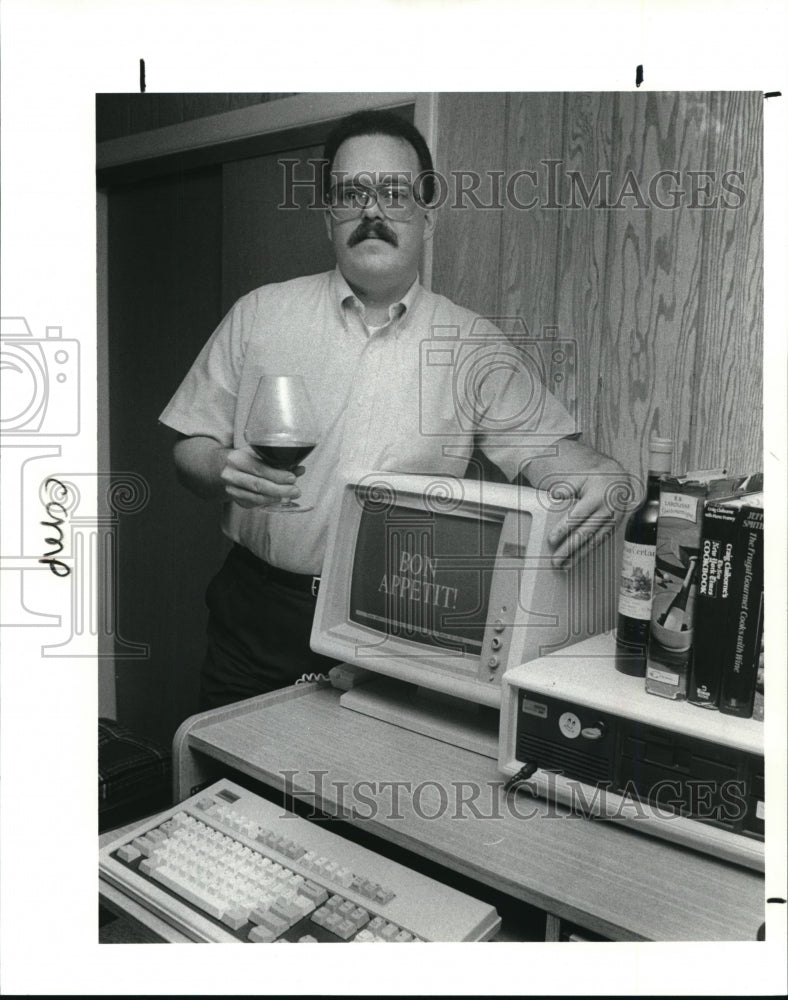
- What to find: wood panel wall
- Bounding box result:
[431,92,763,486]
[431,93,507,319]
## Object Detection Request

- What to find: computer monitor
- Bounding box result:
[311,471,614,756]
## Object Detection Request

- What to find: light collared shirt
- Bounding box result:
[160,268,577,574]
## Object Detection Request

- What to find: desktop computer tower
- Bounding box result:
[499,633,765,871]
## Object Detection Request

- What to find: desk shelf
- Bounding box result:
[172,682,764,942]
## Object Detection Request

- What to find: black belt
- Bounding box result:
[232,544,321,597]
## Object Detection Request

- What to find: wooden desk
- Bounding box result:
[171,683,764,942]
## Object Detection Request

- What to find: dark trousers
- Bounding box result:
[199,545,338,710]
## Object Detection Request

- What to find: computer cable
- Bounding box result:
[502,761,538,794]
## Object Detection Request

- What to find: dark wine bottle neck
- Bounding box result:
[645,470,664,499]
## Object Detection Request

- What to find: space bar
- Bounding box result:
[143,862,226,920]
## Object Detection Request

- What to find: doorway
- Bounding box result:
[101,101,416,746]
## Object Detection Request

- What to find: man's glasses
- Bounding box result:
[327,182,421,221]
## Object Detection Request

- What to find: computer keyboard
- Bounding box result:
[99,778,501,942]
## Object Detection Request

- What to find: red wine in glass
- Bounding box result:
[244,375,319,513]
[248,442,316,471]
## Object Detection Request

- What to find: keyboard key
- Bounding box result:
[254,891,276,910]
[249,905,270,924]
[298,882,328,905]
[248,925,277,943]
[138,857,164,876]
[297,934,318,943]
[394,930,414,942]
[380,922,400,941]
[131,836,156,858]
[250,910,288,936]
[322,912,343,934]
[291,895,316,918]
[117,844,142,864]
[334,918,357,941]
[350,906,370,930]
[222,905,250,930]
[334,866,353,888]
[270,900,301,927]
[358,879,378,899]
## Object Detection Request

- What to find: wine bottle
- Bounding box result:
[615,435,673,676]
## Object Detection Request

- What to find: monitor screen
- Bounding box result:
[349,504,503,657]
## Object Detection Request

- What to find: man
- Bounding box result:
[161,109,624,709]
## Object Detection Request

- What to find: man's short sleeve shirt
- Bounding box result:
[160,269,577,574]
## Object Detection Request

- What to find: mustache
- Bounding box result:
[347,220,399,248]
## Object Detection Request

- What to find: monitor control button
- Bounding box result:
[490,637,503,651]
[487,656,500,670]
[493,620,505,633]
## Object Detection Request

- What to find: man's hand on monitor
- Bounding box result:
[525,438,627,567]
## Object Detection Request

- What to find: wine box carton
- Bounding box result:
[644,470,755,700]
[719,499,764,718]
[689,491,763,709]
